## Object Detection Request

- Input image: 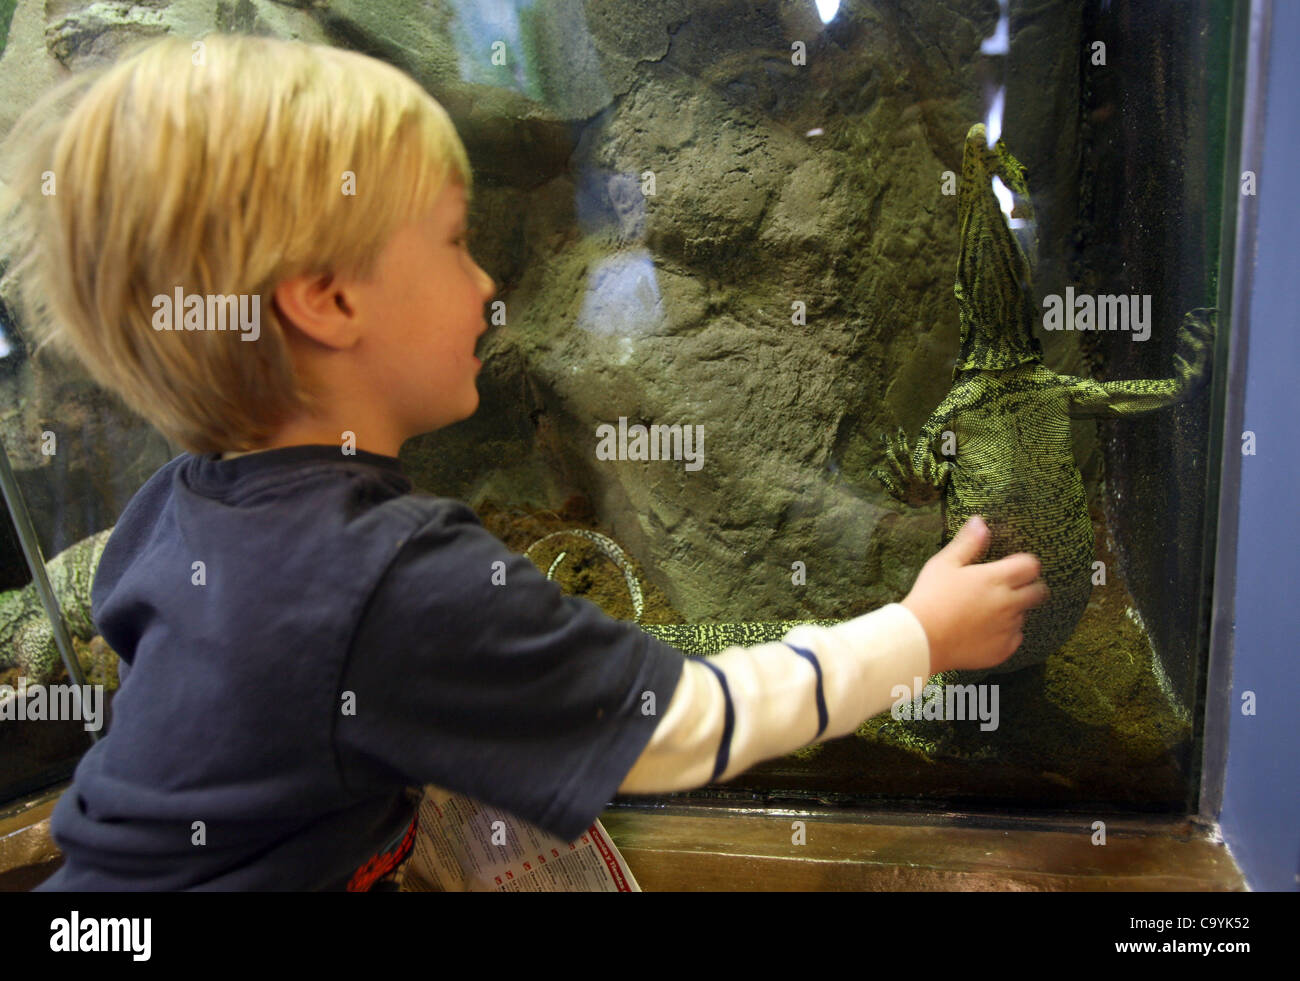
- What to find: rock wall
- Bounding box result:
[0,0,1109,628]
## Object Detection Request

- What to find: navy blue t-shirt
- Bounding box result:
[37,445,685,890]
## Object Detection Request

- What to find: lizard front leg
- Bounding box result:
[1063,307,1216,418]
[872,405,955,507]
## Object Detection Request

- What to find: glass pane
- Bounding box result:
[0,0,1239,825]
[406,0,1237,815]
[1,480,92,801]
[0,287,172,803]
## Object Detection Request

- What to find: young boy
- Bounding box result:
[3,34,1046,890]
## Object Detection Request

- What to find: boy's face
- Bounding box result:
[351,180,496,438]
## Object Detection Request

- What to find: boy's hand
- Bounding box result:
[901,516,1048,674]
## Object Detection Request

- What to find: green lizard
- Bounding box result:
[871,123,1215,673]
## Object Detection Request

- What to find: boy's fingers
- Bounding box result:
[987,551,1042,587]
[1024,580,1051,609]
[1005,579,1049,617]
[939,516,990,566]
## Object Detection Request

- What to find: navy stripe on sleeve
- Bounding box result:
[784,643,828,741]
[694,657,734,782]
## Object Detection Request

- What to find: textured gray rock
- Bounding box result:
[43,1,170,69]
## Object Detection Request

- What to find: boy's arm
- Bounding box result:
[623,516,1044,791]
[335,504,1034,842]
[620,604,931,791]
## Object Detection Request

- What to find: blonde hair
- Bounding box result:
[0,33,472,452]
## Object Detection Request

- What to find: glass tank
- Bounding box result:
[0,0,1240,820]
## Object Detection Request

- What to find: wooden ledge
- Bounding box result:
[599,805,1248,891]
[0,786,63,891]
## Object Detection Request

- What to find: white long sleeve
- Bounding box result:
[619,603,932,792]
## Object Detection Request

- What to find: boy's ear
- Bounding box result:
[273,272,362,349]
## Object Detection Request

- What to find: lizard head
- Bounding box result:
[952,123,1042,375]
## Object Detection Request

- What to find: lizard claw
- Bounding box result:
[1173,308,1216,388]
[875,428,944,506]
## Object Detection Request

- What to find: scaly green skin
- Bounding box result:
[638,620,840,656]
[872,124,1215,673]
[0,528,112,682]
